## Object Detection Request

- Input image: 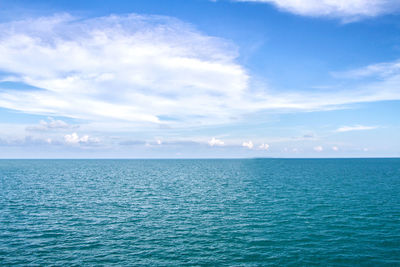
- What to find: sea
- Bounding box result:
[0,159,399,266]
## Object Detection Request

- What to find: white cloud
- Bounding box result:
[0,135,58,146]
[0,14,249,126]
[64,132,99,145]
[26,117,78,131]
[336,125,377,132]
[208,137,224,146]
[156,139,162,145]
[258,143,269,150]
[0,13,400,133]
[327,58,400,107]
[242,140,254,149]
[235,0,400,21]
[333,59,400,79]
[332,146,339,151]
[314,145,323,152]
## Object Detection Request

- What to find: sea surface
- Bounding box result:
[0,159,399,266]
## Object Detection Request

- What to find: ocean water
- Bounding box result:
[0,159,399,266]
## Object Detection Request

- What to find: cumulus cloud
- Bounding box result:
[336,125,377,132]
[242,140,254,149]
[235,0,400,21]
[64,132,99,145]
[26,117,78,131]
[208,137,224,146]
[314,145,323,152]
[332,146,339,151]
[258,143,269,150]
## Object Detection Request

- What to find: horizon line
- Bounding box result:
[0,157,399,160]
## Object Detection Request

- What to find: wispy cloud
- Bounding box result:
[336,125,378,132]
[0,135,62,146]
[333,60,400,79]
[26,117,78,131]
[234,0,400,21]
[119,140,146,146]
[0,13,400,133]
[0,14,249,126]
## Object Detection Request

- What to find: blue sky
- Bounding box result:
[0,0,399,158]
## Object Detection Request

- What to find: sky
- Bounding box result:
[0,0,399,158]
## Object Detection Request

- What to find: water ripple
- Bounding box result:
[0,159,399,265]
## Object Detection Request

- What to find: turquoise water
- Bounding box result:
[0,159,399,266]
